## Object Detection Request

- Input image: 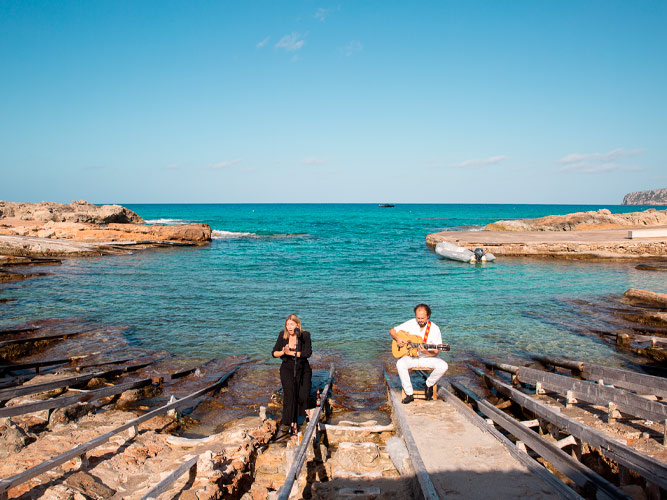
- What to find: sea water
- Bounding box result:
[2,204,666,371]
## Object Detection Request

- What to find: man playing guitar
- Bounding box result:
[389,303,449,404]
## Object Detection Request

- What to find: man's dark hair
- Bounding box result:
[414,303,431,317]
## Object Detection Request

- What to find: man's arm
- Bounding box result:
[389,328,406,347]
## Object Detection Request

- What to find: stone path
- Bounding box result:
[389,383,568,500]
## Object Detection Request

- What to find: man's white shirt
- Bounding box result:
[394,318,442,358]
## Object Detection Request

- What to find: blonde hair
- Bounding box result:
[283,314,302,339]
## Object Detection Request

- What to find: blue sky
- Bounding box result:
[1,1,665,204]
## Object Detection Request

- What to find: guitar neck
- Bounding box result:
[407,343,448,349]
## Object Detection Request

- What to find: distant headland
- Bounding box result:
[622,188,667,205]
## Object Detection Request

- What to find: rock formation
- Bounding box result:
[485,208,667,232]
[0,200,144,224]
[0,200,211,257]
[622,188,667,206]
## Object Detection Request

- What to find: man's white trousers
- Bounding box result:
[396,356,448,396]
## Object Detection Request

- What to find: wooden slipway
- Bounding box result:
[386,375,571,500]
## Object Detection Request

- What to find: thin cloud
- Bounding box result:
[256,37,270,48]
[453,155,507,168]
[275,33,305,52]
[314,8,332,21]
[301,157,326,166]
[559,163,643,174]
[344,40,363,56]
[559,148,644,173]
[559,148,644,165]
[206,159,242,170]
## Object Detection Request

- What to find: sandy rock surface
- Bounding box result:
[485,208,667,232]
[0,200,144,224]
[0,200,211,257]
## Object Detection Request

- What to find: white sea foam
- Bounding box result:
[212,230,257,239]
[145,218,189,225]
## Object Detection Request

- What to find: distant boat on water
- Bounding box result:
[378,203,395,208]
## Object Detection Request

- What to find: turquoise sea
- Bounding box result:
[2,204,666,374]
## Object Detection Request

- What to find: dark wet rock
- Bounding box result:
[64,471,116,499]
[0,419,32,457]
[48,402,96,428]
[635,262,667,271]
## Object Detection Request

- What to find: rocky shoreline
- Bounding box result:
[427,208,667,259]
[0,200,211,261]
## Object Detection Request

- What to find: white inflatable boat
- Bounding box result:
[435,241,496,263]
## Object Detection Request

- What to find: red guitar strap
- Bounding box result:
[423,321,431,343]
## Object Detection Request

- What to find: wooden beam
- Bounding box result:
[0,377,155,418]
[480,358,519,375]
[468,365,667,490]
[277,365,334,500]
[515,365,667,423]
[451,380,632,500]
[0,360,156,401]
[0,357,79,376]
[531,355,584,372]
[383,372,440,500]
[0,330,95,349]
[0,327,40,337]
[140,455,199,500]
[440,384,583,500]
[0,367,237,496]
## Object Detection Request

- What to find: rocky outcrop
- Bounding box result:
[622,188,667,206]
[0,200,144,224]
[485,208,667,232]
[426,228,667,259]
[0,200,211,257]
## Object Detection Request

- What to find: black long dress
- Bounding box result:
[272,330,312,428]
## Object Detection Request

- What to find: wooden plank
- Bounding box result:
[383,372,440,500]
[531,355,584,372]
[516,366,667,423]
[0,330,92,349]
[0,367,237,495]
[451,381,632,500]
[0,360,155,401]
[440,384,583,500]
[0,377,155,418]
[468,365,667,490]
[0,357,77,376]
[532,355,667,398]
[277,365,334,500]
[140,455,199,500]
[0,327,40,337]
[581,365,667,399]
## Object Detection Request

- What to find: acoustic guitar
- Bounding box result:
[391,330,450,359]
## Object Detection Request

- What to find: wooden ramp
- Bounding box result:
[385,374,576,500]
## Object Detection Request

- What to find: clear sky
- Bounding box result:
[1,1,665,204]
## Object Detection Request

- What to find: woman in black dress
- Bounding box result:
[272,314,312,434]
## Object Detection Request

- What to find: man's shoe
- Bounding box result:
[401,394,414,404]
[425,385,433,401]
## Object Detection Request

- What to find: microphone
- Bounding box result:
[294,327,302,337]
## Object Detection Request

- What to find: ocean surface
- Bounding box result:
[2,204,666,374]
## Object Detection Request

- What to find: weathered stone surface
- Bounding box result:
[485,208,667,232]
[426,228,667,259]
[0,200,211,258]
[622,288,667,308]
[0,200,144,224]
[622,188,667,206]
